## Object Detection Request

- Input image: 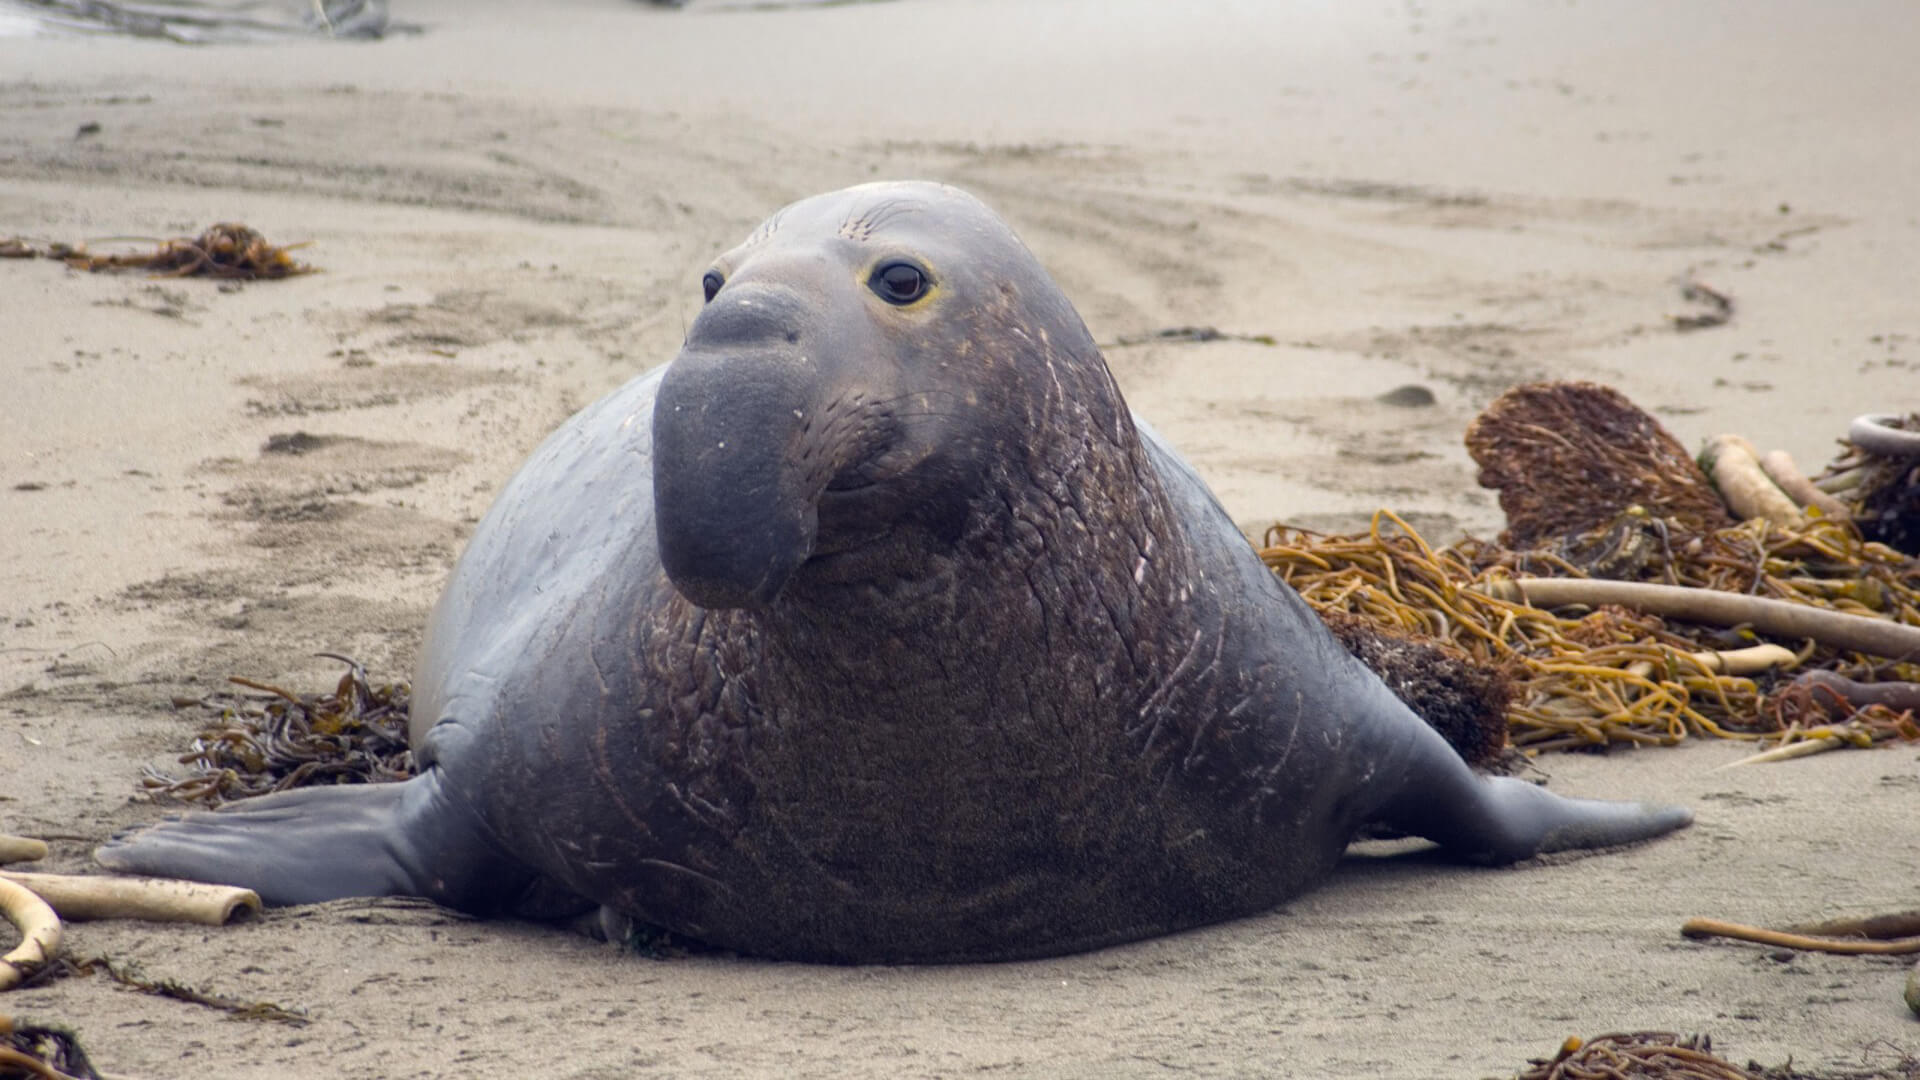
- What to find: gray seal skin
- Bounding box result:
[99,181,1691,963]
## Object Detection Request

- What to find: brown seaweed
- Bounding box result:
[1513,1032,1920,1080]
[1465,381,1736,553]
[1,224,313,280]
[145,655,411,807]
[1261,510,1920,751]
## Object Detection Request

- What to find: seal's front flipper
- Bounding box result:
[1376,722,1692,865]
[95,771,518,909]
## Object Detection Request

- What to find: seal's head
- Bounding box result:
[653,181,1127,609]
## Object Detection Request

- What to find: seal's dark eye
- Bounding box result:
[870,261,930,306]
[701,270,724,303]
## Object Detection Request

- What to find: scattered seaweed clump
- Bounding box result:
[1516,1032,1756,1080]
[9,954,307,1028]
[1,1014,100,1080]
[1266,380,1920,753]
[0,224,313,280]
[144,656,413,808]
[1268,381,1920,757]
[1511,1032,1920,1080]
[1264,508,1920,751]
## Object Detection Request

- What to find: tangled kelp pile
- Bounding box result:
[145,656,411,807]
[1515,1032,1757,1080]
[1511,1032,1920,1080]
[1264,512,1919,751]
[0,223,313,280]
[1265,381,1920,753]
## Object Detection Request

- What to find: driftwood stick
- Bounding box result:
[1791,669,1920,711]
[1477,577,1920,661]
[0,877,61,992]
[1850,414,1920,458]
[1712,737,1843,770]
[1684,643,1798,675]
[1699,434,1804,526]
[0,873,259,926]
[1759,449,1850,519]
[0,1045,70,1080]
[0,837,47,866]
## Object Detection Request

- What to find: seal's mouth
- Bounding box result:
[810,482,891,556]
[823,472,878,495]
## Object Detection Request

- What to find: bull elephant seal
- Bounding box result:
[99,181,1690,963]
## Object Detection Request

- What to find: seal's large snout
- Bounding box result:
[654,285,822,610]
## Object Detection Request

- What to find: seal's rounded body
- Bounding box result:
[101,182,1689,962]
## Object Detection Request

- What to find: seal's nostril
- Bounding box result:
[687,282,811,349]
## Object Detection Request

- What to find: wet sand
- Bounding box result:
[2,1,1917,1076]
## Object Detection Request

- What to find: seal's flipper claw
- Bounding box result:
[95,772,509,909]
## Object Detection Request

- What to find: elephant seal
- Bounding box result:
[99,181,1690,963]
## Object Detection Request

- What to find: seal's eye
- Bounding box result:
[701,270,724,303]
[869,261,930,306]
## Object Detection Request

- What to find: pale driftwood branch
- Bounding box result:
[0,872,260,926]
[0,876,61,991]
[1759,449,1851,519]
[1686,643,1798,675]
[1713,736,1842,770]
[1477,577,1920,661]
[1850,413,1920,458]
[1624,643,1796,682]
[0,1046,72,1080]
[1699,434,1803,526]
[0,836,48,866]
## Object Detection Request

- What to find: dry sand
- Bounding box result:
[1,0,1917,1076]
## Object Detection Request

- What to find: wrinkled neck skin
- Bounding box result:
[731,335,1206,772]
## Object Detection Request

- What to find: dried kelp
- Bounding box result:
[1344,381,1920,750]
[1517,1033,1759,1080]
[1260,511,1920,751]
[1,224,313,280]
[1,1015,100,1080]
[1466,381,1736,553]
[145,656,412,807]
[1672,278,1736,332]
[1512,1032,1920,1080]
[14,956,307,1025]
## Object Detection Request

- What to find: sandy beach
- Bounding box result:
[2,0,1917,1076]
